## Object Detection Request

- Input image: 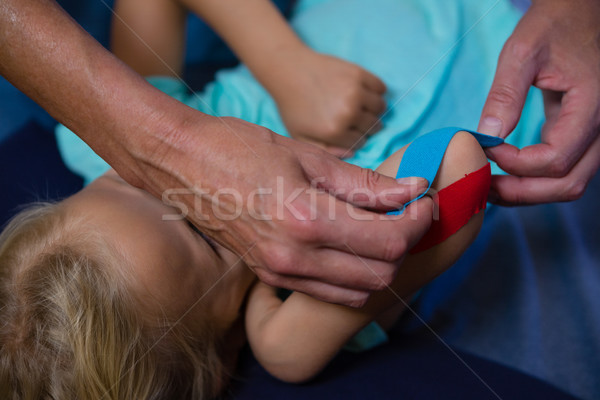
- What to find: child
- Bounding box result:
[0,127,490,398]
[0,0,519,397]
[111,0,387,156]
[56,0,536,184]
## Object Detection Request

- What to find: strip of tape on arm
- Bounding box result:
[387,127,503,253]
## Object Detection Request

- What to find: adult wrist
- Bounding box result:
[107,85,220,192]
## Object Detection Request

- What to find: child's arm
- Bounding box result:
[112,0,386,154]
[180,0,387,155]
[111,0,187,77]
[245,131,488,382]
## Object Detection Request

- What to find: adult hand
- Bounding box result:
[270,48,387,158]
[1,0,430,307]
[478,0,600,205]
[145,114,432,307]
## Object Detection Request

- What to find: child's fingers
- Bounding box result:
[354,111,382,135]
[336,128,369,150]
[362,91,387,115]
[361,69,387,94]
[339,129,368,153]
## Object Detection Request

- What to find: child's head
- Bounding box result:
[0,172,255,399]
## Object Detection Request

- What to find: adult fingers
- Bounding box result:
[488,132,600,205]
[249,199,432,306]
[478,36,538,138]
[262,247,404,293]
[263,244,417,307]
[299,150,428,211]
[313,196,433,262]
[486,88,599,178]
[255,273,371,307]
[542,89,563,122]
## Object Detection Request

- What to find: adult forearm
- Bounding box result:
[0,1,434,308]
[0,0,206,186]
[2,1,124,131]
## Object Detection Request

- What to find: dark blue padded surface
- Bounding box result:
[0,120,575,400]
[0,0,294,143]
[2,1,579,398]
[230,330,576,400]
[0,0,114,142]
[0,121,83,227]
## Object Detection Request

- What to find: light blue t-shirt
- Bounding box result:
[56,0,543,185]
[53,0,547,369]
[57,1,600,398]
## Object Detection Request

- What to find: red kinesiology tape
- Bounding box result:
[410,163,491,254]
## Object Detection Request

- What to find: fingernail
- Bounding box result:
[479,117,503,136]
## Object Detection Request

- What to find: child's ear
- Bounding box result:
[375,144,409,178]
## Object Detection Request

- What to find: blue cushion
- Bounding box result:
[0,122,575,400]
[231,331,576,399]
[0,121,83,227]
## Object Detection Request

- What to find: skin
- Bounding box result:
[479,0,600,205]
[5,0,595,309]
[246,132,488,383]
[0,0,431,307]
[65,170,254,388]
[54,131,480,387]
[112,0,387,157]
[63,170,257,336]
[182,0,387,156]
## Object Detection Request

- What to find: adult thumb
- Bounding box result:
[479,38,537,138]
[300,151,428,212]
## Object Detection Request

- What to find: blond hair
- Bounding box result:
[0,203,227,399]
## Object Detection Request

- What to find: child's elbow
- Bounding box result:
[439,130,489,182]
[251,332,325,384]
[267,364,320,384]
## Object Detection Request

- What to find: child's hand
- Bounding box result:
[270,48,387,157]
